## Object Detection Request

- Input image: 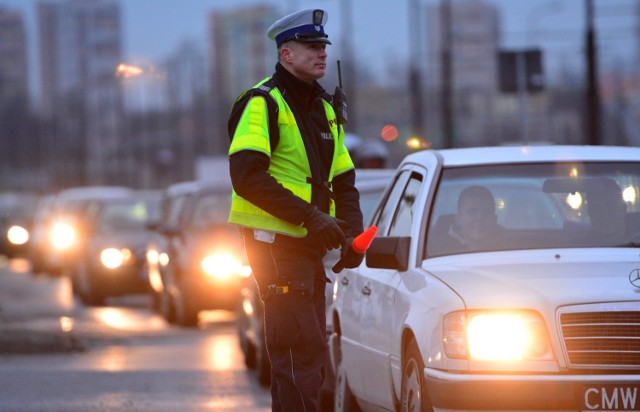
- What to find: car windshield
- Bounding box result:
[0,193,40,220]
[427,161,640,256]
[98,198,158,230]
[189,191,231,228]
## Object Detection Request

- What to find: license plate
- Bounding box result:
[581,384,640,411]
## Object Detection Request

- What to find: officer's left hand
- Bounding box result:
[331,237,365,273]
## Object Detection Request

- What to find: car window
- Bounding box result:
[426,162,640,256]
[98,200,153,230]
[388,173,423,237]
[373,170,410,235]
[164,194,189,227]
[189,192,231,228]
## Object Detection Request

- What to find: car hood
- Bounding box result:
[182,226,244,254]
[93,229,155,249]
[425,248,640,309]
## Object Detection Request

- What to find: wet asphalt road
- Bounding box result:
[0,257,272,411]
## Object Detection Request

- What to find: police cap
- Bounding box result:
[267,9,331,47]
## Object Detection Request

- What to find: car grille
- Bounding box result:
[559,309,640,369]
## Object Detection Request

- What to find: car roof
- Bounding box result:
[402,145,640,168]
[53,186,134,208]
[164,179,232,198]
[355,168,396,182]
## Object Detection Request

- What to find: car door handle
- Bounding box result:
[341,277,349,286]
[361,285,371,296]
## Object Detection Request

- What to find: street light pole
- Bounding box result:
[116,63,142,185]
[341,0,357,131]
[409,0,424,141]
[585,0,600,145]
[440,0,454,148]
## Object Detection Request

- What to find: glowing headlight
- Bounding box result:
[146,248,159,265]
[7,225,29,245]
[50,222,76,250]
[201,252,250,279]
[159,252,169,266]
[443,310,552,361]
[100,247,132,269]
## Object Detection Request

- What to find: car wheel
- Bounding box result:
[236,304,257,369]
[241,333,257,369]
[69,265,81,296]
[175,292,199,327]
[150,291,161,313]
[30,254,44,275]
[333,335,361,412]
[401,338,433,412]
[255,332,271,386]
[76,260,105,306]
[319,356,336,412]
[160,290,176,323]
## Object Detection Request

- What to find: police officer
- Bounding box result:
[227,9,365,412]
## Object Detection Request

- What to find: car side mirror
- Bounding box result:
[146,220,161,231]
[365,236,411,271]
[159,225,181,237]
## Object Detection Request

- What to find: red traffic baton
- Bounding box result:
[332,226,378,273]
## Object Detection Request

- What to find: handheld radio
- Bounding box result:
[333,60,348,125]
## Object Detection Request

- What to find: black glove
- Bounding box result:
[332,237,365,273]
[303,207,346,251]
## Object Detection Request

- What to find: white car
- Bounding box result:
[330,146,640,412]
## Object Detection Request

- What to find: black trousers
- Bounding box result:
[242,230,328,412]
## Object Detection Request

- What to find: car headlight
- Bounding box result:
[146,248,159,265]
[201,252,251,280]
[159,252,169,266]
[50,222,76,250]
[443,310,552,361]
[7,225,29,245]
[100,247,133,269]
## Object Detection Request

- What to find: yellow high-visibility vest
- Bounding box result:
[228,78,354,237]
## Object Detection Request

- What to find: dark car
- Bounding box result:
[145,179,249,327]
[0,192,41,258]
[70,190,161,306]
[236,168,395,387]
[28,186,134,276]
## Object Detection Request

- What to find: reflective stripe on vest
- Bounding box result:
[228,78,354,237]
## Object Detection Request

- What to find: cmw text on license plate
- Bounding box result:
[583,385,639,411]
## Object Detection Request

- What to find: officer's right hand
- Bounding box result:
[303,207,346,251]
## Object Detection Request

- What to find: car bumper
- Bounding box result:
[425,368,640,411]
[0,241,30,258]
[184,277,242,310]
[93,265,149,294]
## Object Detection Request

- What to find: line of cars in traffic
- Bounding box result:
[2,168,394,338]
[2,180,250,324]
[4,144,639,412]
[6,186,162,306]
[0,166,396,407]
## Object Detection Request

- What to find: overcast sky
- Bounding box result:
[2,0,638,94]
[124,0,635,71]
